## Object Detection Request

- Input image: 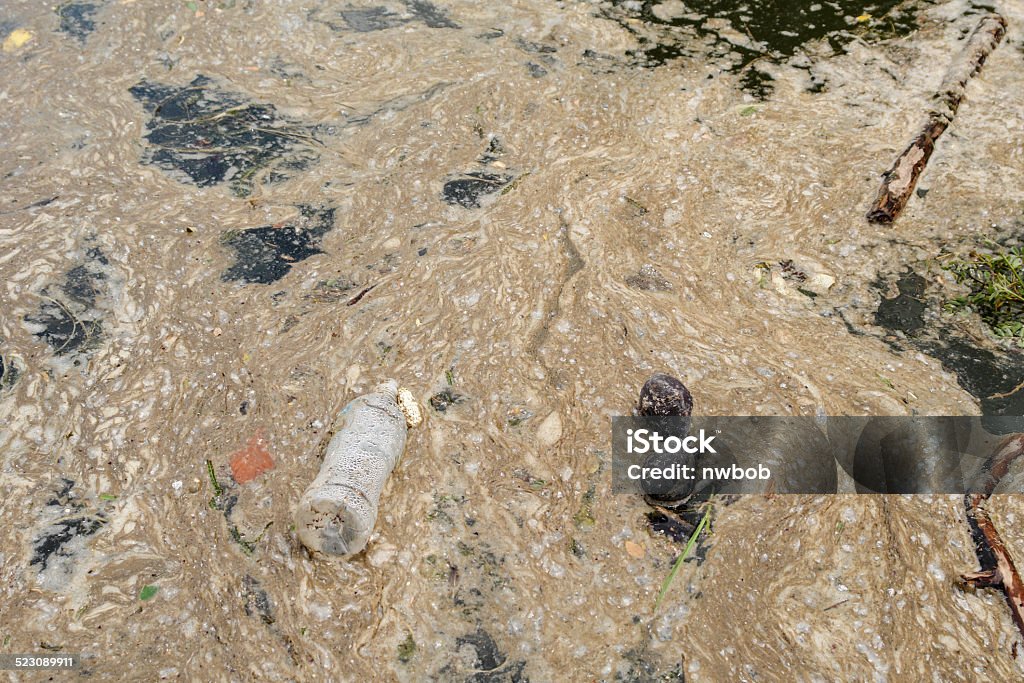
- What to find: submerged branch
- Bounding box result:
[961,434,1024,641]
[962,493,1024,639]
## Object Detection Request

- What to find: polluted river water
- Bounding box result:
[2,0,1024,680]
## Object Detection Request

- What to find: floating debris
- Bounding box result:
[867,14,1007,223]
[130,75,321,196]
[626,264,672,292]
[655,505,712,611]
[2,27,33,52]
[442,172,513,209]
[942,243,1024,346]
[429,388,467,412]
[56,2,100,43]
[294,381,409,557]
[397,387,423,427]
[229,430,275,484]
[397,633,417,663]
[221,205,335,285]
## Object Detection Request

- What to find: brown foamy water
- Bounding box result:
[2,0,1024,679]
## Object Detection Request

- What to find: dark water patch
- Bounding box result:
[242,575,275,624]
[740,67,775,101]
[56,2,100,43]
[516,39,557,77]
[406,0,458,28]
[221,205,335,285]
[646,509,693,543]
[439,629,528,683]
[442,172,513,209]
[24,247,109,356]
[599,0,919,95]
[874,270,1024,421]
[130,75,321,197]
[339,6,407,32]
[516,39,557,55]
[30,479,107,589]
[320,0,457,32]
[525,62,548,78]
[222,228,323,284]
[1,348,22,391]
[619,645,686,683]
[875,270,927,336]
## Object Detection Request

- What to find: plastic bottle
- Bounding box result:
[294,381,407,557]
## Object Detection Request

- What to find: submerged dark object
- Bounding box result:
[637,373,695,504]
[637,373,693,418]
[130,75,320,197]
[442,172,512,209]
[221,205,335,285]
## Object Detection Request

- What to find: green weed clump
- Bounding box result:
[942,243,1024,346]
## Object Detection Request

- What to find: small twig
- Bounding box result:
[346,283,377,306]
[823,598,850,612]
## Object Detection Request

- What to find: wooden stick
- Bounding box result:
[962,493,1024,639]
[866,14,1006,223]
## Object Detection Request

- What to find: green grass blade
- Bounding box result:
[654,506,712,611]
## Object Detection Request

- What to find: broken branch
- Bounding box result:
[866,14,1006,223]
[962,493,1024,640]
